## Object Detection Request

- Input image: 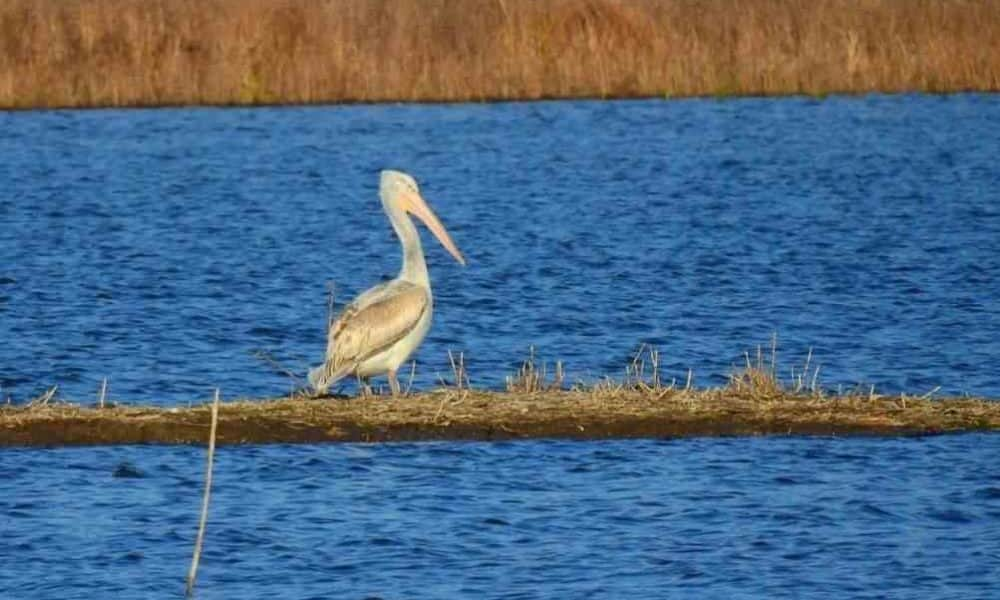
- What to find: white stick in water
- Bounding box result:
[186,389,220,598]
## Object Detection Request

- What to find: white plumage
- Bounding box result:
[309,170,466,395]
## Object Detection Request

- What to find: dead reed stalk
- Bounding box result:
[186,389,220,598]
[252,349,305,388]
[1,0,997,109]
[98,378,108,409]
[325,281,337,333]
[447,350,471,390]
[28,386,58,407]
[625,344,665,391]
[404,360,417,396]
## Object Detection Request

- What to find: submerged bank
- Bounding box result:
[1,0,998,109]
[2,388,997,447]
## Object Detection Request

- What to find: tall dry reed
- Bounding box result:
[1,0,998,109]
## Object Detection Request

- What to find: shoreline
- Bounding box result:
[3,390,997,447]
[1,90,995,114]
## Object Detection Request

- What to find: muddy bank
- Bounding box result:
[2,389,997,447]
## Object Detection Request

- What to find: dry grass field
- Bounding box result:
[1,0,998,109]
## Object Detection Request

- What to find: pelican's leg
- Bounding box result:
[387,369,401,397]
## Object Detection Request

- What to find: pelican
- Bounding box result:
[308,169,466,396]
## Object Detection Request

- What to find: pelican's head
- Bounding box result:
[380,169,466,266]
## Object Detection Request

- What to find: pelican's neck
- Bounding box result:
[386,202,430,286]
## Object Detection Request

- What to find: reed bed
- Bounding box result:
[1,0,997,109]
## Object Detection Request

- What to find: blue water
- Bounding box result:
[2,436,1000,599]
[2,95,999,403]
[3,95,1000,598]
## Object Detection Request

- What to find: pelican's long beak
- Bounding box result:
[402,191,466,266]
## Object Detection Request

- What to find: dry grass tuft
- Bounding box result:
[728,336,784,399]
[1,0,998,109]
[506,346,564,393]
[624,344,666,392]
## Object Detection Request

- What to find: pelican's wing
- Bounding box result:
[310,281,428,392]
[331,281,429,364]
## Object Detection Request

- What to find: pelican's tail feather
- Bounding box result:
[308,361,355,395]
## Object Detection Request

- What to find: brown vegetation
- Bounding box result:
[1,0,998,109]
[4,354,997,446]
[5,344,996,446]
